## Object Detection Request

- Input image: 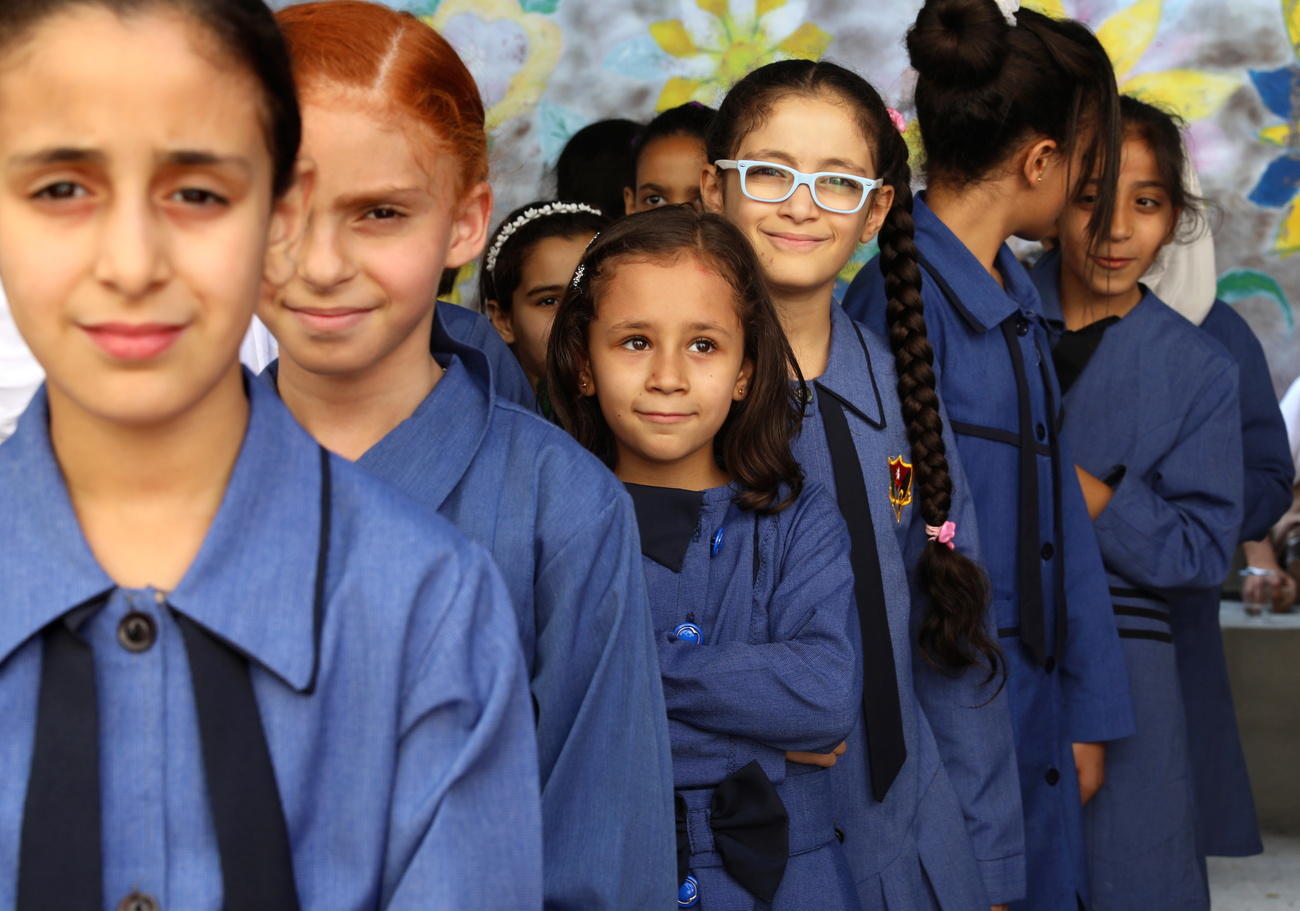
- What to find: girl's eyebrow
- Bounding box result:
[526,283,566,295]
[9,147,252,174]
[746,149,867,173]
[332,186,426,212]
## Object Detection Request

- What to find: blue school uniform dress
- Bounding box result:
[1031,270,1242,911]
[1172,300,1290,858]
[269,305,677,910]
[436,301,535,408]
[790,304,1024,910]
[844,197,1135,911]
[0,375,542,910]
[1040,259,1283,862]
[629,480,862,910]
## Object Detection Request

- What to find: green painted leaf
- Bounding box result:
[520,0,560,13]
[1217,268,1294,332]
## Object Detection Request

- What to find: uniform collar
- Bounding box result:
[812,304,886,429]
[913,193,1043,334]
[356,313,493,511]
[1030,249,1158,332]
[0,375,325,691]
[624,483,706,573]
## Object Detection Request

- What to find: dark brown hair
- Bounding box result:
[1118,94,1203,239]
[708,59,999,678]
[478,200,609,315]
[548,205,805,513]
[0,0,300,198]
[908,0,1122,253]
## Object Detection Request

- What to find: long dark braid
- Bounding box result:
[709,59,1000,680]
[876,124,999,680]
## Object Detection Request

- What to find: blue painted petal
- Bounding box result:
[1249,154,1300,208]
[1249,66,1300,121]
[536,101,592,167]
[603,36,675,82]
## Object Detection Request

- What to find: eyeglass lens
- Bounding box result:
[741,163,867,211]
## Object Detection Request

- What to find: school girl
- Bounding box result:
[1028,97,1243,908]
[549,204,863,909]
[0,0,541,907]
[1029,99,1253,894]
[624,102,716,214]
[702,60,1025,909]
[480,200,608,408]
[843,3,1135,907]
[1141,159,1290,861]
[261,3,676,906]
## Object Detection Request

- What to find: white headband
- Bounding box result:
[485,202,603,274]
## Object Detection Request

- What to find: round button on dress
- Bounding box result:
[117,612,157,653]
[673,623,703,644]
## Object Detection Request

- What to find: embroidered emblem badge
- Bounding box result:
[888,456,914,522]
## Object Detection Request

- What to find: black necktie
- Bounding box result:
[17,447,332,909]
[1001,319,1047,666]
[816,384,906,801]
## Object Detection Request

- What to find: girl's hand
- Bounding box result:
[1075,466,1114,520]
[991,905,1009,911]
[1073,741,1105,805]
[786,741,847,768]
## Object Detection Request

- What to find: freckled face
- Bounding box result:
[625,134,708,214]
[584,256,751,488]
[497,233,591,383]
[0,7,288,427]
[1057,134,1178,302]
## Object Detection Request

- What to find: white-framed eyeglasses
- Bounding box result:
[714,159,883,214]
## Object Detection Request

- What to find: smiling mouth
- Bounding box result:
[284,303,376,333]
[81,322,187,361]
[636,411,695,424]
[763,230,829,250]
[1092,256,1135,270]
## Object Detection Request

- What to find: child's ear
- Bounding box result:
[733,357,754,402]
[263,156,316,289]
[701,164,724,214]
[1023,138,1059,189]
[484,299,516,345]
[860,184,896,245]
[578,360,597,397]
[623,186,636,216]
[444,180,494,270]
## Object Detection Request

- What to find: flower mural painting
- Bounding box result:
[1248,0,1300,256]
[423,0,562,132]
[609,0,831,111]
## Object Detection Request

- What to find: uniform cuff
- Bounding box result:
[977,853,1026,906]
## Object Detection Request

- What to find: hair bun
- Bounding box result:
[907,0,1010,88]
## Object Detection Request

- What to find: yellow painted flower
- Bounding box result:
[426,0,562,132]
[1024,0,1238,123]
[648,0,832,110]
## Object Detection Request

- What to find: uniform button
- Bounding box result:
[1045,767,1061,786]
[117,612,157,653]
[117,892,159,911]
[678,873,700,907]
[796,385,813,405]
[1040,542,1055,561]
[1015,317,1030,336]
[1044,656,1056,673]
[673,623,703,644]
[1035,422,1047,441]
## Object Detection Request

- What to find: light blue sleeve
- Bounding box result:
[656,492,861,754]
[1092,362,1243,591]
[383,542,543,910]
[909,417,1026,906]
[533,492,677,910]
[437,302,537,410]
[1055,431,1136,744]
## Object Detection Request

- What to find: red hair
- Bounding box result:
[275,0,487,192]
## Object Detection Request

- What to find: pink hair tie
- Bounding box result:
[886,107,907,134]
[926,521,957,549]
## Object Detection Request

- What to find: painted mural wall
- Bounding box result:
[273,0,1300,394]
